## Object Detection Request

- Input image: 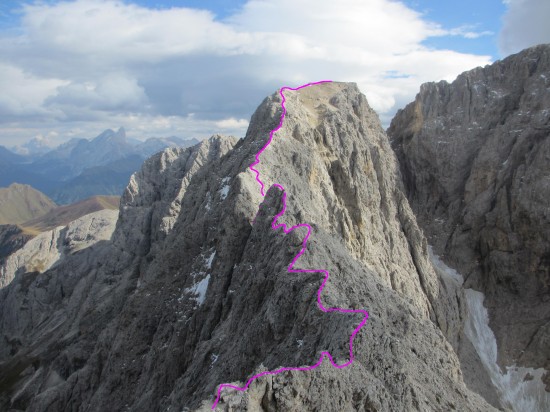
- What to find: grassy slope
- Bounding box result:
[21,195,120,232]
[0,183,57,225]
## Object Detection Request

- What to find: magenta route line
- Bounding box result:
[212,80,369,409]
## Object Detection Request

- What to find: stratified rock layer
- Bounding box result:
[389,44,550,390]
[0,84,492,411]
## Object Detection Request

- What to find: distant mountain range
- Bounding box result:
[0,127,199,204]
[0,146,25,164]
[11,136,56,156]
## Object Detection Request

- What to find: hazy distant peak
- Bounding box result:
[1,128,203,204]
[93,127,127,144]
[10,136,57,156]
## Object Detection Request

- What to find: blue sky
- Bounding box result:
[404,0,507,57]
[0,0,248,27]
[0,0,548,148]
[0,0,508,57]
[131,1,248,18]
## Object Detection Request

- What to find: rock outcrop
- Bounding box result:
[0,83,493,411]
[0,225,34,264]
[388,44,550,398]
[0,209,118,288]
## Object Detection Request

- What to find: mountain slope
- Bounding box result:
[0,83,492,411]
[51,155,145,204]
[0,146,25,164]
[0,162,58,195]
[389,44,550,397]
[22,195,120,232]
[0,209,118,289]
[0,183,56,225]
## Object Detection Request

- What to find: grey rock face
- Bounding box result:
[388,45,550,390]
[0,84,492,411]
[0,225,33,264]
[0,210,118,288]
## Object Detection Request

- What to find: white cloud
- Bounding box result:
[0,0,494,146]
[228,0,437,54]
[499,0,550,56]
[441,25,493,39]
[0,63,67,118]
[215,117,249,130]
[46,73,148,112]
[19,0,252,61]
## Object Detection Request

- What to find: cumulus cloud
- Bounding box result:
[46,73,148,113]
[0,0,493,146]
[215,117,250,130]
[19,1,251,60]
[499,0,550,55]
[0,63,67,119]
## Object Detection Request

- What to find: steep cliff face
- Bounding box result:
[0,83,492,411]
[388,45,550,394]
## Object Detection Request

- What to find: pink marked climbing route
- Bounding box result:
[212,81,369,409]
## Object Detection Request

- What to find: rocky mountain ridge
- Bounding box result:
[0,82,494,411]
[389,44,550,403]
[2,41,549,408]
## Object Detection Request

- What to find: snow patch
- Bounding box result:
[490,89,506,98]
[184,274,210,306]
[205,250,216,269]
[219,185,230,200]
[464,290,550,411]
[205,191,212,211]
[428,246,463,285]
[219,177,231,200]
[429,246,550,411]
